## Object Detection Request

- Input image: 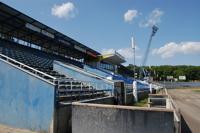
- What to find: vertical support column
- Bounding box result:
[53,80,59,133]
[81,82,82,91]
[133,81,138,102]
[114,81,125,105]
[124,84,127,105]
[150,83,152,94]
[166,98,171,109]
[70,81,72,90]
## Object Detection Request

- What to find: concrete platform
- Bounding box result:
[0,124,38,133]
[72,102,174,133]
[168,88,200,133]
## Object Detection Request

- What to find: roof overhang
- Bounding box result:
[100,52,126,65]
[0,2,100,59]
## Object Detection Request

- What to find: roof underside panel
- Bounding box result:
[0,2,100,59]
[101,54,126,65]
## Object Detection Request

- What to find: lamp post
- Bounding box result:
[131,36,136,78]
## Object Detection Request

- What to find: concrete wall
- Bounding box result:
[126,93,134,105]
[72,103,174,133]
[149,94,168,107]
[0,59,55,132]
[55,103,72,133]
[55,97,115,133]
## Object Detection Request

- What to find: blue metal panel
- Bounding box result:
[84,65,111,78]
[137,81,150,92]
[53,61,114,91]
[0,60,55,132]
[84,65,134,84]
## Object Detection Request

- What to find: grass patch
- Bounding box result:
[133,98,148,107]
[193,89,200,93]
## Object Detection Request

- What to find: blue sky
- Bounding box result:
[1,0,200,66]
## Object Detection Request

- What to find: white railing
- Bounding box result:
[0,53,57,83]
[0,53,114,95]
[54,61,114,84]
[57,79,114,92]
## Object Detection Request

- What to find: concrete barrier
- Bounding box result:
[126,93,134,105]
[72,103,174,133]
[148,88,181,133]
[54,97,116,133]
[0,59,55,132]
[80,96,116,105]
[148,94,168,107]
[54,103,72,133]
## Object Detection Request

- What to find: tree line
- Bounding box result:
[126,65,200,81]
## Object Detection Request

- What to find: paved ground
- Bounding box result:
[0,124,37,133]
[168,88,200,133]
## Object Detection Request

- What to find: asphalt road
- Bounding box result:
[168,88,200,133]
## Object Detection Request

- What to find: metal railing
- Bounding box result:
[0,53,57,83]
[0,53,114,96]
[54,61,115,84]
[57,79,114,92]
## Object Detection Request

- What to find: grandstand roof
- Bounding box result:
[0,2,100,59]
[100,51,126,65]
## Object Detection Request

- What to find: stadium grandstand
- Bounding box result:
[0,2,151,133]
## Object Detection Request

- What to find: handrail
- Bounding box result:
[57,79,114,88]
[56,78,120,84]
[0,53,57,82]
[56,77,114,96]
[58,89,112,92]
[54,61,115,84]
[0,53,114,95]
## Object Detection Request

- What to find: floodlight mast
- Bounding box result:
[140,25,159,80]
[131,36,136,78]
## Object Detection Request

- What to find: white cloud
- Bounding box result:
[102,48,142,59]
[124,10,138,23]
[51,2,77,19]
[140,8,163,27]
[152,42,200,58]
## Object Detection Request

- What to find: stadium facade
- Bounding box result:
[0,2,152,133]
